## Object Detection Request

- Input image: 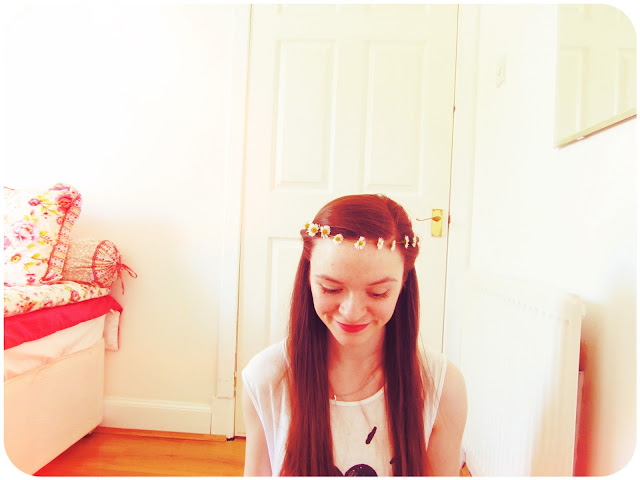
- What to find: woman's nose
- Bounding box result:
[339,293,366,322]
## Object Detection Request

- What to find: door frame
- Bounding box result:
[211,4,251,439]
[443,4,479,367]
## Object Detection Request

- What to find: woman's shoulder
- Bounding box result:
[420,343,447,381]
[242,339,289,390]
[419,344,449,410]
[419,344,462,438]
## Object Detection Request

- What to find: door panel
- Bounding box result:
[235,4,458,435]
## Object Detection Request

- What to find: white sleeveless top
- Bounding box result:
[242,339,447,476]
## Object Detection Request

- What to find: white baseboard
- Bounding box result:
[102,396,212,435]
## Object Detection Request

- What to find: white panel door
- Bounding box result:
[235,4,458,434]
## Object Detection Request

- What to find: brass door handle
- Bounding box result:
[416,209,443,237]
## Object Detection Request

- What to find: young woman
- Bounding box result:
[242,194,467,476]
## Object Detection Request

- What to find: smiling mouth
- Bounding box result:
[336,321,369,333]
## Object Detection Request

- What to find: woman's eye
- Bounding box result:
[369,291,389,299]
[320,286,341,294]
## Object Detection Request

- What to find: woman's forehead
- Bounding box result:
[309,238,404,281]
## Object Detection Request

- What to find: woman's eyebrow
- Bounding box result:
[314,274,343,285]
[367,277,398,286]
[314,274,397,286]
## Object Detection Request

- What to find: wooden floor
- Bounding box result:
[35,426,472,476]
[35,427,246,476]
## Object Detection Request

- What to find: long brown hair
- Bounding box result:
[280,194,432,476]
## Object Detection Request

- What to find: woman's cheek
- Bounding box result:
[311,290,333,317]
[379,294,401,320]
[315,297,335,317]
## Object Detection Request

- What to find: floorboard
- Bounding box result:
[35,427,245,477]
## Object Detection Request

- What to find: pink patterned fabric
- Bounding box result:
[61,238,137,293]
[4,281,110,317]
[4,183,82,286]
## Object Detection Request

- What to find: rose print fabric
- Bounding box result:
[4,184,82,286]
[4,281,111,317]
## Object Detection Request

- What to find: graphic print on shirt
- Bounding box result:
[332,426,382,476]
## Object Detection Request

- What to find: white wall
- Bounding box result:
[446,5,636,476]
[2,2,246,434]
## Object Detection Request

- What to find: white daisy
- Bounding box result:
[333,234,344,245]
[377,237,384,249]
[307,223,319,237]
[404,235,410,248]
[391,240,396,251]
[354,236,366,250]
[320,225,331,239]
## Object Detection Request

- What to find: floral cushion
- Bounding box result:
[62,238,136,291]
[4,183,82,286]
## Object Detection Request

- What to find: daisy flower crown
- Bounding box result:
[303,222,419,251]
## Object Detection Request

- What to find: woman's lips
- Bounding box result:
[336,321,369,333]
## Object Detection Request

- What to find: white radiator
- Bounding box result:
[459,272,585,476]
